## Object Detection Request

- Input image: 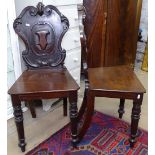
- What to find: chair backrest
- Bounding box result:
[13,2,69,70]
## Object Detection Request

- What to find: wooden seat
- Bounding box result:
[8,69,79,95]
[8,2,79,152]
[88,66,145,93]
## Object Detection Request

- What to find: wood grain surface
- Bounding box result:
[83,0,141,68]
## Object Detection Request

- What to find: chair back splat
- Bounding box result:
[13,2,69,70]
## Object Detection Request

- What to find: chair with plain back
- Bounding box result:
[77,6,146,148]
[8,2,79,152]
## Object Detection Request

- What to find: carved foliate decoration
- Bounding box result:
[13,2,69,69]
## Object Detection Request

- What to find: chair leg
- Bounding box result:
[118,99,125,119]
[11,95,26,152]
[129,96,143,148]
[27,101,36,118]
[63,98,67,116]
[69,91,78,147]
[77,83,88,121]
[78,90,95,142]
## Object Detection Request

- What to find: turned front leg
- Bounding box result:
[11,95,26,152]
[118,98,125,119]
[69,92,78,147]
[129,95,143,148]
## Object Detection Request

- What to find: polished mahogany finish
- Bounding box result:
[88,66,145,93]
[78,67,145,148]
[77,5,146,148]
[8,69,79,95]
[13,2,69,69]
[8,3,79,152]
[83,0,142,67]
[83,0,107,67]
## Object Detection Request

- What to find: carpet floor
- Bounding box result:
[26,111,148,155]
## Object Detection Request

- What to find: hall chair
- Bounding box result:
[8,2,79,152]
[77,6,146,148]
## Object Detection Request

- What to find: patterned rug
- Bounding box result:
[26,111,148,155]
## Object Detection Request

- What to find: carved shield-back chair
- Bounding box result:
[8,2,79,152]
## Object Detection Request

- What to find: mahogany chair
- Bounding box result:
[77,7,146,148]
[8,2,79,152]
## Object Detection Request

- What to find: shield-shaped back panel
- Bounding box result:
[13,2,69,69]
